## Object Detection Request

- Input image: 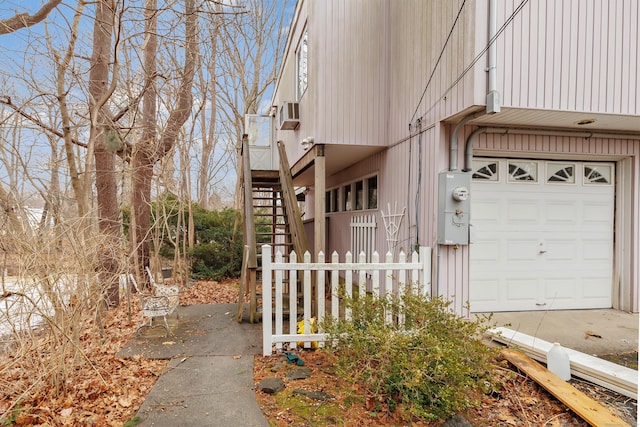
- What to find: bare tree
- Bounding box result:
[131,0,197,285]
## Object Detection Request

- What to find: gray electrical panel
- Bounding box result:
[437,171,471,245]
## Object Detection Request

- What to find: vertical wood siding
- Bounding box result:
[307,0,389,147]
[387,1,478,144]
[496,0,639,114]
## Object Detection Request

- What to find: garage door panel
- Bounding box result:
[583,202,614,225]
[470,159,614,312]
[505,278,538,302]
[473,199,502,223]
[544,278,577,301]
[583,277,612,299]
[582,239,613,261]
[471,239,500,261]
[545,200,578,224]
[469,279,499,302]
[506,239,539,261]
[507,200,539,224]
[544,239,576,261]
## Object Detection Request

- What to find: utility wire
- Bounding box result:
[419,0,530,121]
[410,0,467,126]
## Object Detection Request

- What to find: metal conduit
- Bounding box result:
[462,126,640,172]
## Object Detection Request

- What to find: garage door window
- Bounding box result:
[508,161,537,182]
[584,164,612,185]
[547,163,575,183]
[472,160,499,181]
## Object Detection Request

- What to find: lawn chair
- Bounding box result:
[126,273,179,337]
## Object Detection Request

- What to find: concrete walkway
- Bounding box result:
[482,309,639,356]
[118,304,269,427]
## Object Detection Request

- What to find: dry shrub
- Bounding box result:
[0,217,128,421]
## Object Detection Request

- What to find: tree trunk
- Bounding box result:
[89,0,120,306]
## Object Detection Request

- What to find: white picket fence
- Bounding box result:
[261,244,432,356]
[350,214,376,263]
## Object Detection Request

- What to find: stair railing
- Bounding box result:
[277,140,310,257]
[240,135,260,322]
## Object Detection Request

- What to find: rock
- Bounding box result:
[258,377,285,394]
[285,367,312,380]
[292,389,334,401]
[269,359,287,372]
[441,413,474,427]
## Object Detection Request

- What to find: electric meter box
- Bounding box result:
[437,171,471,245]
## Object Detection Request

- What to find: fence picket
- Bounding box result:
[317,251,325,346]
[303,251,312,348]
[345,251,353,321]
[289,251,298,349]
[331,252,339,320]
[275,250,283,351]
[385,251,393,324]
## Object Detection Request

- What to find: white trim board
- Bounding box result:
[488,327,637,399]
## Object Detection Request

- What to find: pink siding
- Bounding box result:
[387,1,478,143]
[495,0,640,114]
[307,0,389,147]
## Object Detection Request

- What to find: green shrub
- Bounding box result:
[322,291,498,421]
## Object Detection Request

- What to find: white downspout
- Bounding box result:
[486,0,500,114]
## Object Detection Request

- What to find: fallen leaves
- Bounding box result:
[179,278,239,305]
[0,278,241,426]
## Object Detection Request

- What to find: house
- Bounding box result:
[252,0,639,317]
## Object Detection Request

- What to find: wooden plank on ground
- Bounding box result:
[488,327,637,399]
[501,348,631,427]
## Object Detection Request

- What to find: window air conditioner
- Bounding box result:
[279,102,300,130]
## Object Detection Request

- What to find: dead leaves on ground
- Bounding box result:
[0,278,236,426]
[179,278,239,305]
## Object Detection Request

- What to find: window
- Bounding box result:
[547,163,575,183]
[328,175,378,213]
[508,161,537,182]
[584,164,612,185]
[472,160,499,181]
[343,185,352,211]
[355,181,364,210]
[367,176,378,209]
[296,29,308,100]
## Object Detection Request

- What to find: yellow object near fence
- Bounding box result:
[297,317,318,349]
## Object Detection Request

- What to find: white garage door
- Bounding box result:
[469,159,614,312]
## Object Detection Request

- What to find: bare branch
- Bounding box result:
[0,95,87,148]
[0,0,63,35]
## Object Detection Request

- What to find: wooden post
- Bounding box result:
[314,145,326,260]
[313,146,326,317]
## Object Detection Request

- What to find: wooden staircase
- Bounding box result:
[237,136,309,323]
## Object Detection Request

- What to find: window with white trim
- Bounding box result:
[296,29,308,100]
[327,175,378,213]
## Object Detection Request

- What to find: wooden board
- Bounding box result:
[501,348,631,427]
[488,327,638,399]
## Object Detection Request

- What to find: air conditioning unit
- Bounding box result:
[278,102,300,130]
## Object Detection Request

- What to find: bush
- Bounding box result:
[322,292,498,421]
[187,208,243,280]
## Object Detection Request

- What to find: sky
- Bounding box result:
[0,0,295,209]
